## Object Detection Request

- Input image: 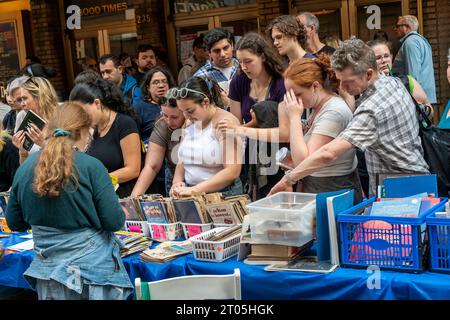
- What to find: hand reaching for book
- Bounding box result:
[169,182,186,197]
[172,186,201,198]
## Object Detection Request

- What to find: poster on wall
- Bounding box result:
[0,20,21,98]
[179,34,198,64]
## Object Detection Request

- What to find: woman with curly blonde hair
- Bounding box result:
[11,76,59,163]
[6,102,133,300]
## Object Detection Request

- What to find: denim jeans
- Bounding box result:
[186,178,243,197]
[217,178,243,197]
[36,279,130,300]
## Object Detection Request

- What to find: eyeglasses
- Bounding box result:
[166,87,208,100]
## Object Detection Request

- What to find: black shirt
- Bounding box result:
[87,113,140,198]
[0,137,20,192]
[2,110,17,135]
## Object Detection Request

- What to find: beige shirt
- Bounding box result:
[304,96,357,177]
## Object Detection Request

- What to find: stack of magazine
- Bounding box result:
[119,195,177,224]
[115,231,152,257]
[119,193,250,226]
[139,194,177,224]
[205,194,249,225]
[139,240,192,263]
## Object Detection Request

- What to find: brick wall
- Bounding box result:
[257,0,289,31]
[29,0,67,98]
[410,0,450,120]
[134,0,167,64]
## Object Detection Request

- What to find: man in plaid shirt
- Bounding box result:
[193,28,239,91]
[270,38,429,197]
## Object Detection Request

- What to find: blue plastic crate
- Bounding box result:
[337,197,447,273]
[426,205,450,273]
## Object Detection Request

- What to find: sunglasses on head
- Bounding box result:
[166,87,208,100]
[25,76,39,88]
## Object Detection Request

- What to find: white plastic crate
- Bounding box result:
[148,222,183,241]
[125,220,150,237]
[182,222,213,239]
[190,227,241,262]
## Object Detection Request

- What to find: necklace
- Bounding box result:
[98,110,112,134]
[250,77,272,102]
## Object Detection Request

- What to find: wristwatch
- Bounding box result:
[284,170,295,186]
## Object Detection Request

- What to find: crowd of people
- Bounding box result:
[0,11,449,300]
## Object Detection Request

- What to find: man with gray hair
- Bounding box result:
[296,11,335,56]
[269,38,429,197]
[392,15,436,104]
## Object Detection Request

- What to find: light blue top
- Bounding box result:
[392,31,437,103]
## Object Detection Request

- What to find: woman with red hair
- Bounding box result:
[283,54,362,203]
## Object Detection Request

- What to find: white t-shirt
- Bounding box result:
[217,66,234,81]
[178,121,223,186]
[304,96,357,177]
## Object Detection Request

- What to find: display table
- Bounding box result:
[2,232,450,300]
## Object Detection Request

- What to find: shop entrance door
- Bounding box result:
[164,0,259,79]
[292,0,410,42]
[72,18,137,75]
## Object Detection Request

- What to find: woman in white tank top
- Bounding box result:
[169,77,243,198]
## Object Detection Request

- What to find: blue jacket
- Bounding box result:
[393,31,437,104]
[120,73,142,107]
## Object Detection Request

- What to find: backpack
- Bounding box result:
[411,87,450,197]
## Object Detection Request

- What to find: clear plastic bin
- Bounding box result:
[246,192,317,246]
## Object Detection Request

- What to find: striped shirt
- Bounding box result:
[339,75,429,196]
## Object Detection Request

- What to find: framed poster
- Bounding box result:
[0,20,21,97]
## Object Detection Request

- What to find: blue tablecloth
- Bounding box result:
[2,232,450,300]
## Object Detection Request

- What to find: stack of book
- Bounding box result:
[244,242,312,265]
[139,240,192,263]
[203,225,242,241]
[119,197,146,221]
[115,231,152,257]
[139,194,177,224]
[120,192,250,226]
[367,192,441,218]
[119,195,178,224]
[205,194,249,225]
[173,196,210,224]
